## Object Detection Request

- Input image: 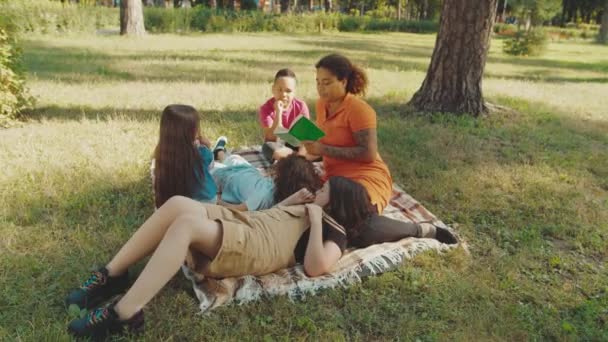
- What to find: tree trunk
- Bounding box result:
[408,0,498,116]
[280,0,290,12]
[422,0,428,19]
[120,0,146,36]
[397,0,402,20]
[324,0,332,12]
[600,0,608,44]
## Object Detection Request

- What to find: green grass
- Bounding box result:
[1,31,607,340]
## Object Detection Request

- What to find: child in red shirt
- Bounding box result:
[259,68,310,162]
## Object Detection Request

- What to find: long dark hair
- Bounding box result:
[154,104,204,208]
[272,154,322,203]
[325,176,375,239]
[315,54,368,96]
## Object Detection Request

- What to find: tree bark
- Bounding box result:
[281,0,290,12]
[408,0,498,116]
[600,0,608,44]
[120,0,146,36]
[397,0,402,20]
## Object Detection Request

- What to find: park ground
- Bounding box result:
[1,32,607,340]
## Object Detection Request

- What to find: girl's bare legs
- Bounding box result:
[113,214,223,320]
[105,196,208,277]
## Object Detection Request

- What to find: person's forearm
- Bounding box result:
[263,127,278,142]
[263,112,283,141]
[271,111,282,130]
[276,195,293,207]
[321,144,374,162]
[303,217,328,276]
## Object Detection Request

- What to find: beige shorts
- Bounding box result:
[186,204,310,278]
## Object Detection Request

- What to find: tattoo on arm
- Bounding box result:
[322,129,377,162]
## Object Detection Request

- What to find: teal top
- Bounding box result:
[193,146,218,203]
[212,164,275,210]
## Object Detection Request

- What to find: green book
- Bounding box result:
[274,114,325,146]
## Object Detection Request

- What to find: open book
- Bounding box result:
[274,114,325,146]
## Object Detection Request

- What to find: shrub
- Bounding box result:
[494,23,517,37]
[338,16,436,33]
[0,0,116,34]
[0,28,33,128]
[503,29,548,56]
[338,16,368,31]
[145,7,196,33]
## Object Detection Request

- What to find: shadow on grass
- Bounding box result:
[22,39,321,84]
[0,175,200,333]
[28,104,260,123]
[24,36,608,89]
[22,38,433,85]
[487,55,608,74]
[295,36,435,60]
[485,72,608,83]
[368,95,608,194]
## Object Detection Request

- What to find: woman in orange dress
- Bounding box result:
[303,53,393,213]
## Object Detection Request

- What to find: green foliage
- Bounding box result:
[503,29,548,56]
[338,16,437,33]
[0,28,33,128]
[511,0,561,26]
[494,23,518,36]
[145,6,197,33]
[495,23,599,40]
[240,0,258,11]
[0,0,438,35]
[143,6,437,34]
[0,0,117,34]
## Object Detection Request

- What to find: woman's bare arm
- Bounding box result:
[276,188,315,207]
[303,128,378,163]
[303,204,342,277]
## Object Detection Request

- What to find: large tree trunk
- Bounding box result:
[408,0,497,116]
[120,0,146,36]
[600,0,608,44]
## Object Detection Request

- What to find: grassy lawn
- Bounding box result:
[1,32,607,340]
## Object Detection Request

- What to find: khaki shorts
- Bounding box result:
[186,204,310,278]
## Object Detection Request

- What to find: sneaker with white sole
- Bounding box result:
[212,136,228,160]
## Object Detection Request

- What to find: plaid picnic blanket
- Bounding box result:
[182,147,462,313]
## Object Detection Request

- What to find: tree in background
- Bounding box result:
[511,0,560,30]
[561,0,604,24]
[600,0,608,43]
[408,0,497,116]
[120,0,146,35]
